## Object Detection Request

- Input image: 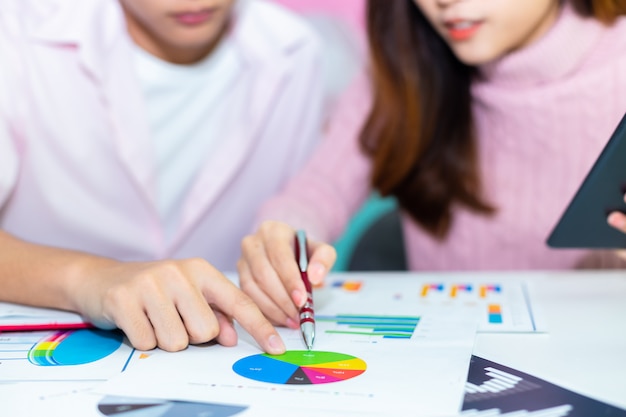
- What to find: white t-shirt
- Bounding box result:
[0,0,326,270]
[133,38,242,241]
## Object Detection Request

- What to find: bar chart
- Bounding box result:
[316,314,420,339]
[460,356,625,417]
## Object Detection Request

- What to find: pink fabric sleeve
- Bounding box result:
[255,74,374,242]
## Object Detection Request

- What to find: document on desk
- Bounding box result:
[324,272,544,333]
[4,381,386,417]
[0,301,90,331]
[97,289,478,416]
[459,356,626,416]
[0,328,141,382]
[12,355,626,417]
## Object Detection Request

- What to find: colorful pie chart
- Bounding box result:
[232,350,366,385]
[28,329,124,366]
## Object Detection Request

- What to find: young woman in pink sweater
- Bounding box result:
[238,0,626,328]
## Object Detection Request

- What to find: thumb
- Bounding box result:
[307,240,336,285]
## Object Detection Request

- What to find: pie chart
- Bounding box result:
[232,350,366,385]
[28,329,124,366]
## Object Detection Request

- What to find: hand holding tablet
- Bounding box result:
[547,112,626,248]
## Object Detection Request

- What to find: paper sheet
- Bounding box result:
[96,282,479,417]
[321,273,544,333]
[0,329,141,382]
[0,302,89,330]
[3,381,381,417]
[7,355,625,417]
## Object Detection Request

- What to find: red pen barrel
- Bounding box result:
[295,230,316,349]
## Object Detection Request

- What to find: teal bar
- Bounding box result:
[371,327,415,333]
[322,314,421,320]
[319,320,419,327]
[317,316,420,327]
[325,330,412,338]
[347,325,416,332]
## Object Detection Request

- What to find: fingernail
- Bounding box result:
[268,334,285,354]
[286,317,299,329]
[292,290,305,306]
[309,262,326,285]
[608,213,625,228]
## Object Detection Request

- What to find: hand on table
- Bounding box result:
[71,257,285,354]
[238,221,336,329]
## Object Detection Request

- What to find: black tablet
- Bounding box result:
[547,112,626,248]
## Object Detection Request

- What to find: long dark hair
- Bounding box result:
[360,0,626,239]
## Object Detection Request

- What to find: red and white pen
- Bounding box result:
[295,230,315,350]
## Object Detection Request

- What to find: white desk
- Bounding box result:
[1,270,625,414]
[467,270,626,409]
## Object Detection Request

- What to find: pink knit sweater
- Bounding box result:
[257,5,626,270]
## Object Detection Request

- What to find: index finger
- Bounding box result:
[202,273,286,355]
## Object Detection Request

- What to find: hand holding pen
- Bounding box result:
[295,230,315,350]
[237,221,337,330]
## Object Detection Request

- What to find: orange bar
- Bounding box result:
[342,281,362,292]
[479,286,487,298]
[450,285,458,298]
[488,304,501,313]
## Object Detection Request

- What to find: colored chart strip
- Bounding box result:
[232,351,366,385]
[28,329,124,366]
[488,304,503,324]
[421,283,444,297]
[450,284,473,298]
[331,280,363,292]
[317,315,420,339]
[479,284,502,298]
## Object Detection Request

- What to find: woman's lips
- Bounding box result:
[172,9,215,26]
[445,20,483,41]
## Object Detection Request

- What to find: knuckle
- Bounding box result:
[258,221,272,234]
[160,336,189,352]
[253,315,274,334]
[252,263,277,287]
[101,284,132,310]
[130,269,165,290]
[233,291,258,313]
[154,261,185,281]
[131,273,169,301]
[189,323,220,344]
[183,257,210,271]
[240,234,260,253]
[265,308,288,326]
[126,327,157,351]
[269,254,294,275]
[239,276,253,292]
[154,260,199,289]
[258,220,281,236]
[134,338,158,351]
